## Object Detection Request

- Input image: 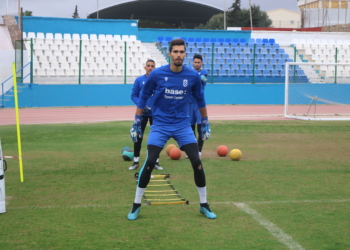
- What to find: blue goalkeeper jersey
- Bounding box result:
[188,69,208,104]
[131,74,154,109]
[137,64,206,126]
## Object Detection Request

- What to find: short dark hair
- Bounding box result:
[169,39,186,52]
[193,54,203,61]
[145,59,155,64]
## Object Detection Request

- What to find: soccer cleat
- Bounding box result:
[127,206,141,220]
[154,162,163,170]
[129,162,139,170]
[200,204,217,219]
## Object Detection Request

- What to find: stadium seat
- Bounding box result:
[165,37,172,42]
[231,64,239,70]
[227,69,235,76]
[225,38,231,43]
[219,69,227,76]
[240,64,248,70]
[226,59,233,64]
[262,38,269,44]
[188,37,195,43]
[272,70,279,76]
[246,70,253,76]
[195,38,202,43]
[256,38,262,44]
[210,38,217,43]
[248,38,255,44]
[236,70,245,76]
[157,36,164,42]
[268,39,275,44]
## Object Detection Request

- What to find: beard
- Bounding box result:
[173,60,183,67]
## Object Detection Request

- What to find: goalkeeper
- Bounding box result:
[129,59,163,171]
[128,39,215,221]
[187,54,208,159]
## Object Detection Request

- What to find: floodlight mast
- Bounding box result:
[249,0,253,31]
[224,0,226,30]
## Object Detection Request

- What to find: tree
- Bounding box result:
[22,10,33,16]
[195,13,224,30]
[72,5,80,19]
[227,0,241,27]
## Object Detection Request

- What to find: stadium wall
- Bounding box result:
[20,16,138,36]
[6,83,284,107]
[138,28,251,43]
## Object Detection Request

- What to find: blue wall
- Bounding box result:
[4,83,349,108]
[21,16,138,36]
[139,28,251,43]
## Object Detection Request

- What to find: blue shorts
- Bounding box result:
[147,125,197,149]
[188,103,201,125]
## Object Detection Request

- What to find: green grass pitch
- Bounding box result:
[0,120,349,249]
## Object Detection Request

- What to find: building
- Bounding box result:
[297,0,350,27]
[266,8,301,28]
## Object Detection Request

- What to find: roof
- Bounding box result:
[87,0,223,28]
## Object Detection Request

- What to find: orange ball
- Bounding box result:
[169,148,181,160]
[165,144,177,155]
[217,145,229,157]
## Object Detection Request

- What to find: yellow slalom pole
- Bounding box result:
[12,62,24,182]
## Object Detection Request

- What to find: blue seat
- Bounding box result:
[195,38,202,43]
[266,65,273,70]
[266,54,273,60]
[262,38,269,44]
[237,69,245,76]
[263,70,272,77]
[257,64,265,70]
[246,69,253,76]
[196,42,204,48]
[226,59,233,64]
[272,70,280,76]
[188,42,195,48]
[280,70,286,77]
[243,48,251,54]
[235,59,243,64]
[219,69,227,76]
[247,54,254,59]
[231,64,239,70]
[217,58,224,64]
[191,48,199,53]
[270,59,277,65]
[214,42,222,47]
[188,37,195,43]
[283,54,289,59]
[275,65,283,70]
[231,53,239,59]
[214,53,222,58]
[232,38,239,43]
[272,44,280,49]
[214,64,221,70]
[231,42,238,48]
[278,49,285,54]
[256,38,262,44]
[222,64,230,70]
[212,70,219,76]
[240,64,248,70]
[165,37,172,42]
[187,52,194,58]
[203,38,209,43]
[243,59,251,64]
[260,48,268,54]
[217,48,225,53]
[255,70,264,76]
[218,38,225,43]
[228,69,235,76]
[204,42,212,48]
[248,38,255,44]
[157,36,164,42]
[257,54,264,59]
[269,38,275,44]
[222,42,230,48]
[298,69,306,76]
[248,43,255,49]
[225,38,232,43]
[181,37,187,42]
[210,38,217,43]
[222,54,230,59]
[239,38,247,46]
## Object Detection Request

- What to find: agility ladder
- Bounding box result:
[134,173,189,205]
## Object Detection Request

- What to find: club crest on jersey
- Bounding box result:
[183,79,188,87]
[165,77,168,82]
[142,81,145,84]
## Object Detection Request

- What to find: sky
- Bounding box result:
[1,0,299,18]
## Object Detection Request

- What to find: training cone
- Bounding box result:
[230,149,242,161]
[169,148,181,160]
[165,144,177,156]
[217,145,228,157]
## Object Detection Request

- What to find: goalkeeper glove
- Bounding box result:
[200,75,208,82]
[143,106,152,115]
[201,117,211,140]
[130,115,142,143]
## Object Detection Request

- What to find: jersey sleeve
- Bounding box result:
[192,74,206,108]
[131,78,140,105]
[137,72,156,109]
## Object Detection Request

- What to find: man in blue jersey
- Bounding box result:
[187,54,208,159]
[127,39,216,220]
[129,59,163,171]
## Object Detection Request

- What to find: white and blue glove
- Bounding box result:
[201,116,211,140]
[130,115,142,143]
[200,75,207,82]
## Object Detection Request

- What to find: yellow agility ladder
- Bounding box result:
[134,173,189,205]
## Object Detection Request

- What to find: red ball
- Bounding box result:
[169,148,182,160]
[217,145,229,157]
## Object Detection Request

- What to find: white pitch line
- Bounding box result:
[234,202,305,250]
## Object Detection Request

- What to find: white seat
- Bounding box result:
[72,34,81,40]
[27,32,36,38]
[94,69,103,75]
[70,63,79,69]
[99,51,108,57]
[23,32,27,39]
[104,69,113,75]
[65,68,76,76]
[71,51,79,57]
[36,68,46,76]
[94,45,104,51]
[53,50,62,57]
[60,62,70,69]
[62,50,71,57]
[68,44,78,51]
[57,56,67,62]
[104,45,113,52]
[90,51,99,57]
[129,35,137,41]
[67,57,77,63]
[56,68,65,75]
[54,33,63,40]
[63,33,72,40]
[114,35,122,41]
[104,57,114,63]
[60,45,69,51]
[50,44,59,50]
[46,68,56,75]
[121,35,130,41]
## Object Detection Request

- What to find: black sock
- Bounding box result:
[200,203,212,212]
[132,203,141,213]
